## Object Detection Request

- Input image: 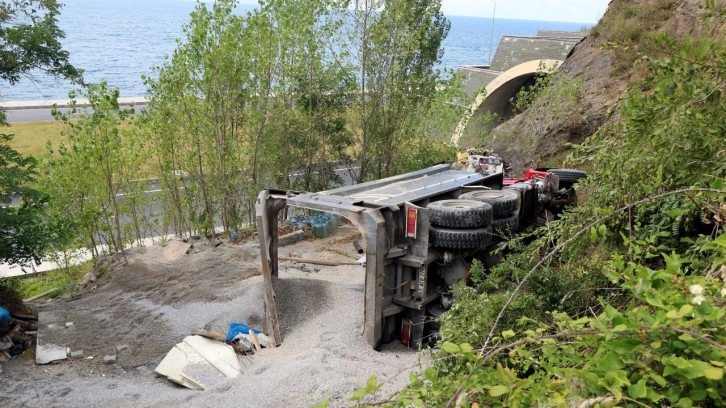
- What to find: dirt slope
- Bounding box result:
[488,0,720,173]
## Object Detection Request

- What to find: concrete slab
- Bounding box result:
[155,335,240,390]
[35,346,68,365]
[183,335,240,378]
[155,341,215,390]
[162,241,192,261]
[36,311,70,365]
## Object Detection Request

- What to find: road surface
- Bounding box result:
[0,98,148,123]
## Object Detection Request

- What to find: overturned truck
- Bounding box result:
[256,155,585,349]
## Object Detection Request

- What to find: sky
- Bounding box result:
[440,0,610,23]
[234,0,611,24]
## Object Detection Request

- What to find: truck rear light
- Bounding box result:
[401,319,412,347]
[406,207,418,238]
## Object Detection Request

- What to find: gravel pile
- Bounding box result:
[0,226,424,408]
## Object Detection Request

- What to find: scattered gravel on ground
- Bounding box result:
[0,225,425,408]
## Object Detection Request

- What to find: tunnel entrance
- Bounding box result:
[452,59,562,147]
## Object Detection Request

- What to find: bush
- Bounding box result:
[349,24,726,408]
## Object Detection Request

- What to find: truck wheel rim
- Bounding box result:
[473,191,503,199]
[441,201,477,208]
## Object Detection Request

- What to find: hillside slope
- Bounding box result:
[487,0,722,173]
[391,2,725,406]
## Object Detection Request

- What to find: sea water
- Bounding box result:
[2,0,587,101]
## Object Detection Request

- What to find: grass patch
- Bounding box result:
[590,0,677,76]
[591,0,676,44]
[10,260,95,299]
[4,121,65,157]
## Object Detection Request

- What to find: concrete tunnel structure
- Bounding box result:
[452,31,585,145]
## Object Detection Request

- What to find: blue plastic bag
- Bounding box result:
[226,322,262,341]
[0,306,11,322]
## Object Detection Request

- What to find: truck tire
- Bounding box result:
[429,226,492,249]
[427,200,493,228]
[458,189,520,218]
[490,212,520,236]
[548,168,587,188]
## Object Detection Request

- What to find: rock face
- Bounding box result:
[486,0,717,174]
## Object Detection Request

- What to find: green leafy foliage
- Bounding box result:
[0,132,49,267]
[40,82,149,260]
[569,33,726,251]
[0,0,82,92]
[142,0,360,233]
[389,245,726,407]
[354,14,726,408]
[350,376,382,403]
[346,0,458,182]
[141,0,460,235]
[143,0,259,234]
[0,0,80,267]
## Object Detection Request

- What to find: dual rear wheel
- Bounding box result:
[427,199,493,249]
[427,189,522,249]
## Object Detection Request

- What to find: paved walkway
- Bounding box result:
[0,97,148,110]
[1,97,148,122]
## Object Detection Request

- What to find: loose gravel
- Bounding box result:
[0,226,425,408]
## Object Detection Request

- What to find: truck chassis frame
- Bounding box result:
[257,164,506,349]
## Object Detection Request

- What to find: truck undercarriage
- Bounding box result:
[256,160,584,349]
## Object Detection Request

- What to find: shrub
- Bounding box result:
[350,23,726,408]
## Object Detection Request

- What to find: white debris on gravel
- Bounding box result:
[0,226,426,408]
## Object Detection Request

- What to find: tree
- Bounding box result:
[346,0,452,182]
[41,83,145,263]
[258,0,353,192]
[144,0,354,233]
[143,0,256,235]
[142,0,459,239]
[0,133,48,267]
[0,0,81,112]
[0,0,80,268]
